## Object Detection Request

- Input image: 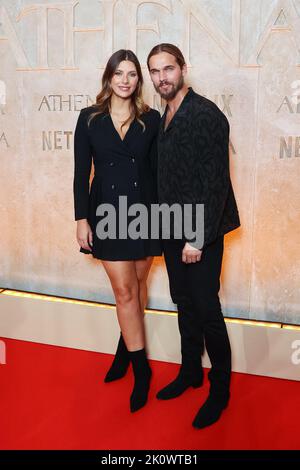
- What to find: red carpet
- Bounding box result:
[0,337,299,450]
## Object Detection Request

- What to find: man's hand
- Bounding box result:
[182,242,202,263]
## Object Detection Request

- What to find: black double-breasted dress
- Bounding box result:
[73,106,162,260]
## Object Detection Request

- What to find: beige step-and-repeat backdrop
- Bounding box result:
[1,0,299,324]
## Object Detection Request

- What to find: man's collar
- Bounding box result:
[160,86,195,133]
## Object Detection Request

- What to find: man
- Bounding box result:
[147,43,241,429]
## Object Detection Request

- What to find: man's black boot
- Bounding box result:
[156,364,204,400]
[192,392,229,429]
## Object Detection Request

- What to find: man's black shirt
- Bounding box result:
[157,87,240,250]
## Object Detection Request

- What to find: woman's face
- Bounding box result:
[110,60,139,99]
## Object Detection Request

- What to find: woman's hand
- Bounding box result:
[76,219,93,251]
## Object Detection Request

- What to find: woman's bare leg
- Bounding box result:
[102,257,154,412]
[101,260,144,351]
[134,256,154,316]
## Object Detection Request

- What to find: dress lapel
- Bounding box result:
[105,112,141,158]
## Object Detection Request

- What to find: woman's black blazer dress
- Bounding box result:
[73,106,162,261]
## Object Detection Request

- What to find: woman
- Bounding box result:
[73,50,162,413]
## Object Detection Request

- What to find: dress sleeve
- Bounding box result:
[73,109,93,221]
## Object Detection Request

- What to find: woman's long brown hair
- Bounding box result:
[87,49,150,131]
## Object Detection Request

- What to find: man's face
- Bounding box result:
[148,52,186,100]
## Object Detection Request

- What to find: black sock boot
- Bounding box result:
[156,364,203,400]
[104,333,130,383]
[128,348,152,412]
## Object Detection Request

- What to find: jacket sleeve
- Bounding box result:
[73,109,93,221]
[184,107,230,250]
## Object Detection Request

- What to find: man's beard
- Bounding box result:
[155,75,184,100]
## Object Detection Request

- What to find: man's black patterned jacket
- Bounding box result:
[157,87,241,250]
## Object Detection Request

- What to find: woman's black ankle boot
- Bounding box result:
[128,348,152,412]
[104,333,130,383]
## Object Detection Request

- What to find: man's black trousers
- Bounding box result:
[162,235,231,400]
